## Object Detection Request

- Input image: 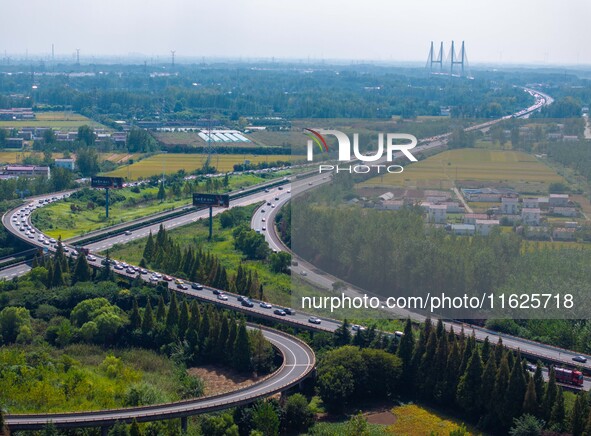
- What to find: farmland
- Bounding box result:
[0,111,107,129]
[104,153,297,179]
[0,151,141,165]
[360,149,566,193]
[0,151,65,164]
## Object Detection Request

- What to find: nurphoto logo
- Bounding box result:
[305,128,418,174]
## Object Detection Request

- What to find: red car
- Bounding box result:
[163,275,173,282]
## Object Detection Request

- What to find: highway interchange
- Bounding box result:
[3,85,588,431]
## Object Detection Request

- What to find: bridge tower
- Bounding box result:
[450,40,468,76]
[426,41,444,72]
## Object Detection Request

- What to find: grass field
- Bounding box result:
[0,343,187,413]
[104,153,297,180]
[0,111,107,129]
[360,149,566,193]
[33,173,277,239]
[32,186,192,240]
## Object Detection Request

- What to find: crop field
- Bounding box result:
[0,111,106,129]
[360,149,566,193]
[104,153,297,179]
[98,153,143,164]
[0,151,138,165]
[0,151,65,164]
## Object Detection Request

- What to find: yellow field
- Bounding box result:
[104,153,298,179]
[387,404,473,435]
[0,151,65,164]
[361,149,565,191]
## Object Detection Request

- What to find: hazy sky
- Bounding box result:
[1,0,589,65]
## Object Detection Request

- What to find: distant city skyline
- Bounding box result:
[1,0,589,66]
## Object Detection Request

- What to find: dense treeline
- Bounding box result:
[0,64,533,121]
[292,202,522,300]
[543,140,591,184]
[0,168,75,202]
[289,191,591,316]
[142,224,264,297]
[319,318,590,435]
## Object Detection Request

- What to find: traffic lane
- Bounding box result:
[85,182,309,253]
[0,263,33,280]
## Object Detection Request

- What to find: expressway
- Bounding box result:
[4,83,583,430]
[4,325,315,431]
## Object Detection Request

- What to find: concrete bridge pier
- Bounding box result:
[181,416,188,434]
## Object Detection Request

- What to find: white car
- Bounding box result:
[259,302,272,309]
[217,293,228,301]
[87,255,97,262]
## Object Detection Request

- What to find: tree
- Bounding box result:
[480,354,497,415]
[282,394,314,433]
[269,252,291,274]
[41,422,59,435]
[156,296,166,322]
[456,348,482,416]
[233,320,252,373]
[397,318,414,392]
[345,413,370,436]
[77,125,95,146]
[317,364,355,413]
[130,298,142,331]
[108,421,130,436]
[72,253,91,283]
[76,147,100,176]
[130,419,143,436]
[503,356,527,426]
[43,128,56,144]
[550,387,566,431]
[165,292,180,332]
[157,182,165,202]
[492,355,511,425]
[178,301,190,340]
[143,232,155,262]
[141,299,155,333]
[508,414,544,436]
[127,127,156,153]
[200,412,239,436]
[251,401,280,436]
[522,377,538,416]
[543,367,558,421]
[0,306,32,344]
[333,319,351,346]
[571,391,588,436]
[51,167,74,191]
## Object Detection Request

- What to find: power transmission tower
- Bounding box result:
[171,50,175,67]
[76,48,80,66]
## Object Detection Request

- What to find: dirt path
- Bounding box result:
[452,187,473,213]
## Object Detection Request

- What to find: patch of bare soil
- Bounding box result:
[188,365,261,397]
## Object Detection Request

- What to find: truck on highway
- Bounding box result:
[555,367,584,387]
